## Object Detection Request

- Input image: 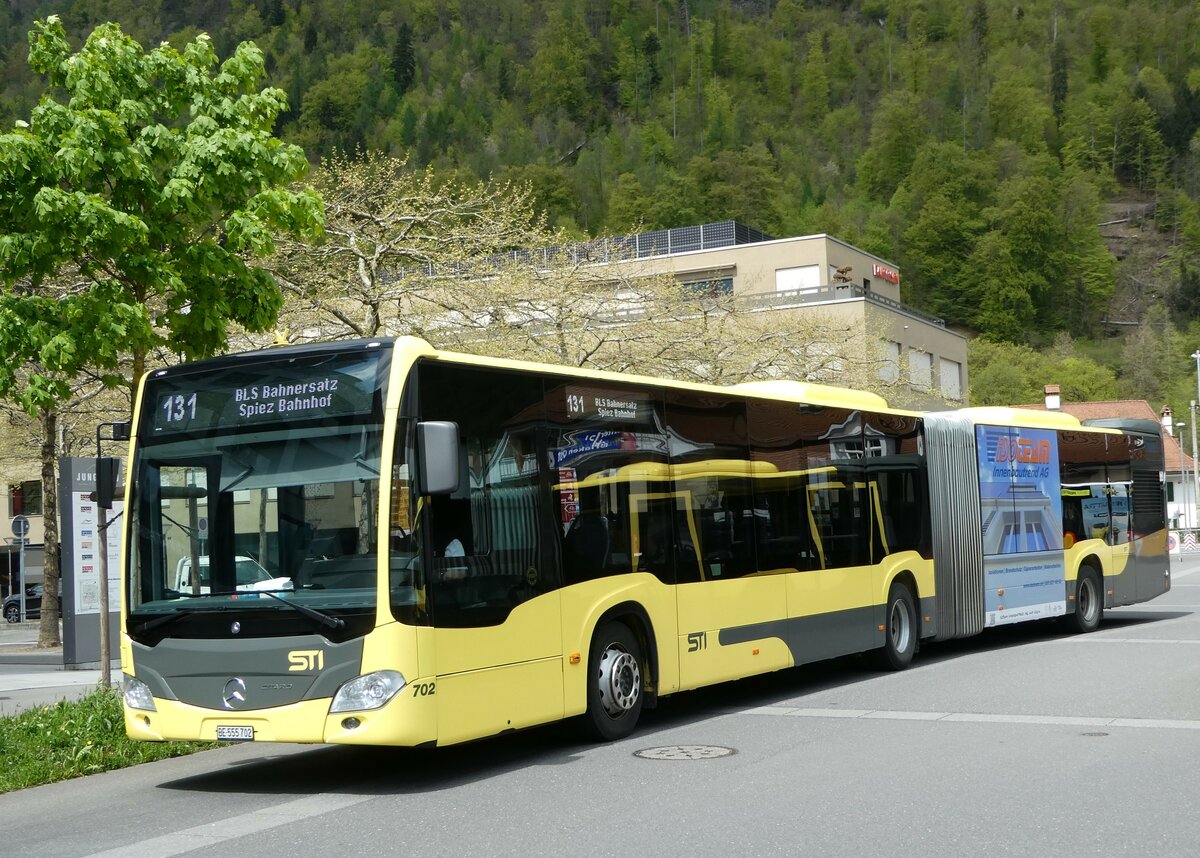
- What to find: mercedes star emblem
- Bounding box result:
[222,677,247,710]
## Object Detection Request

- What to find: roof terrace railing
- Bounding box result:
[741,283,945,327]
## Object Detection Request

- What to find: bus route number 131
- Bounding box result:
[162,393,198,423]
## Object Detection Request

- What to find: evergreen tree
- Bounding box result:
[497,56,512,100]
[262,0,284,28]
[1050,39,1068,125]
[392,23,416,94]
[644,31,662,91]
[800,30,829,125]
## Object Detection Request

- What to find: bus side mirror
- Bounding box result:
[417,421,461,495]
[95,457,121,509]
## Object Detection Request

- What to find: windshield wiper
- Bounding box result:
[139,589,345,631]
[255,589,345,630]
[135,608,195,634]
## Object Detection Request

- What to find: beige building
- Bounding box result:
[2,470,45,596]
[559,221,968,407]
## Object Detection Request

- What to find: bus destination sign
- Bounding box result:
[150,352,384,435]
[563,384,653,423]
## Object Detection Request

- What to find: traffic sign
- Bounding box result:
[11,514,29,540]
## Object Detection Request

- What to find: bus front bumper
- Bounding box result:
[123,688,438,746]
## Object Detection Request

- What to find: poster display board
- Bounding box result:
[59,457,123,668]
[976,426,1067,626]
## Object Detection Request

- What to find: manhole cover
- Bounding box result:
[634,745,735,760]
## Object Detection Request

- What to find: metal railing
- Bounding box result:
[742,283,946,328]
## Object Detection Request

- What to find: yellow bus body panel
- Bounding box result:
[433,594,563,745]
[559,574,677,719]
[676,576,791,688]
[435,658,563,745]
[870,551,936,609]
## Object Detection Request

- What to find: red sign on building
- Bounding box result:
[872,263,900,284]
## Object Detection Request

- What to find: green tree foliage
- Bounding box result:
[0,17,322,646]
[857,91,926,203]
[0,18,323,380]
[528,8,592,120]
[5,2,1200,399]
[1118,303,1185,406]
[800,30,829,126]
[968,338,1117,406]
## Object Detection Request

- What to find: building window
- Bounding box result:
[683,277,733,297]
[775,265,820,293]
[909,351,932,390]
[9,480,42,516]
[880,341,901,384]
[939,358,963,401]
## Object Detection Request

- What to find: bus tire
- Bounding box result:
[1068,566,1102,633]
[582,621,644,741]
[873,582,917,670]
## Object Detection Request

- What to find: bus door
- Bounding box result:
[650,480,790,691]
[429,424,563,744]
[1104,434,1136,605]
[786,470,874,661]
[414,362,564,745]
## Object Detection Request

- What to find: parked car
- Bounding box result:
[3,584,61,623]
[172,555,292,594]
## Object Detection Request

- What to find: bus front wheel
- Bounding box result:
[1068,567,1102,633]
[582,621,644,741]
[873,582,917,670]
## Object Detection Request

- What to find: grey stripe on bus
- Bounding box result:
[717,595,936,664]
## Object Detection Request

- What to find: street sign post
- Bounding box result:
[11,514,29,621]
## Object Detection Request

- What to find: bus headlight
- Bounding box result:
[330,670,406,713]
[122,675,157,712]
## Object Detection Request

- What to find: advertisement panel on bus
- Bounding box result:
[976,425,1067,626]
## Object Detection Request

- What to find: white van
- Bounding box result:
[173,555,293,594]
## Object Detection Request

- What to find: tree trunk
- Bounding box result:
[37,406,61,648]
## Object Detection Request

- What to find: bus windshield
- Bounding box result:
[126,347,389,634]
[128,424,384,616]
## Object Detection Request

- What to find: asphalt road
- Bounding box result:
[4,556,1200,857]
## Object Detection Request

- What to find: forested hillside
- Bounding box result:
[4,1,1200,412]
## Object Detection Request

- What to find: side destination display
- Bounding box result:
[149,351,385,436]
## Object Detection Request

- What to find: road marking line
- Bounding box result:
[1070,637,1200,644]
[746,706,1200,730]
[87,793,371,857]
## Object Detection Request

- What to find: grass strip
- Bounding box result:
[0,686,215,793]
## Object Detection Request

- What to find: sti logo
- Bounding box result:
[288,650,324,672]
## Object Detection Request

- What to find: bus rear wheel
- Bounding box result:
[582,621,644,741]
[1068,567,1102,633]
[872,582,917,670]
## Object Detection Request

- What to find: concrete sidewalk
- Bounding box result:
[0,619,62,661]
[0,620,118,716]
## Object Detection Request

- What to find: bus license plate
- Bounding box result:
[216,725,254,741]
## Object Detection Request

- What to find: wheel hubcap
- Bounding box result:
[889,600,911,653]
[598,644,641,718]
[1081,578,1097,622]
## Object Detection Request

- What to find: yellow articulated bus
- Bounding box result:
[118,337,1169,746]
